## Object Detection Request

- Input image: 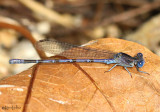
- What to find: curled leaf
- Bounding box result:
[0,38,160,112]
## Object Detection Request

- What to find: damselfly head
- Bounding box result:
[136,53,145,68]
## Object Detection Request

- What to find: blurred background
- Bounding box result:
[0,0,160,80]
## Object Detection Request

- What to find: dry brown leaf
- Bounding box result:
[0,38,160,112]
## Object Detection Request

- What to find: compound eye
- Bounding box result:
[137,60,144,68]
[137,53,143,57]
